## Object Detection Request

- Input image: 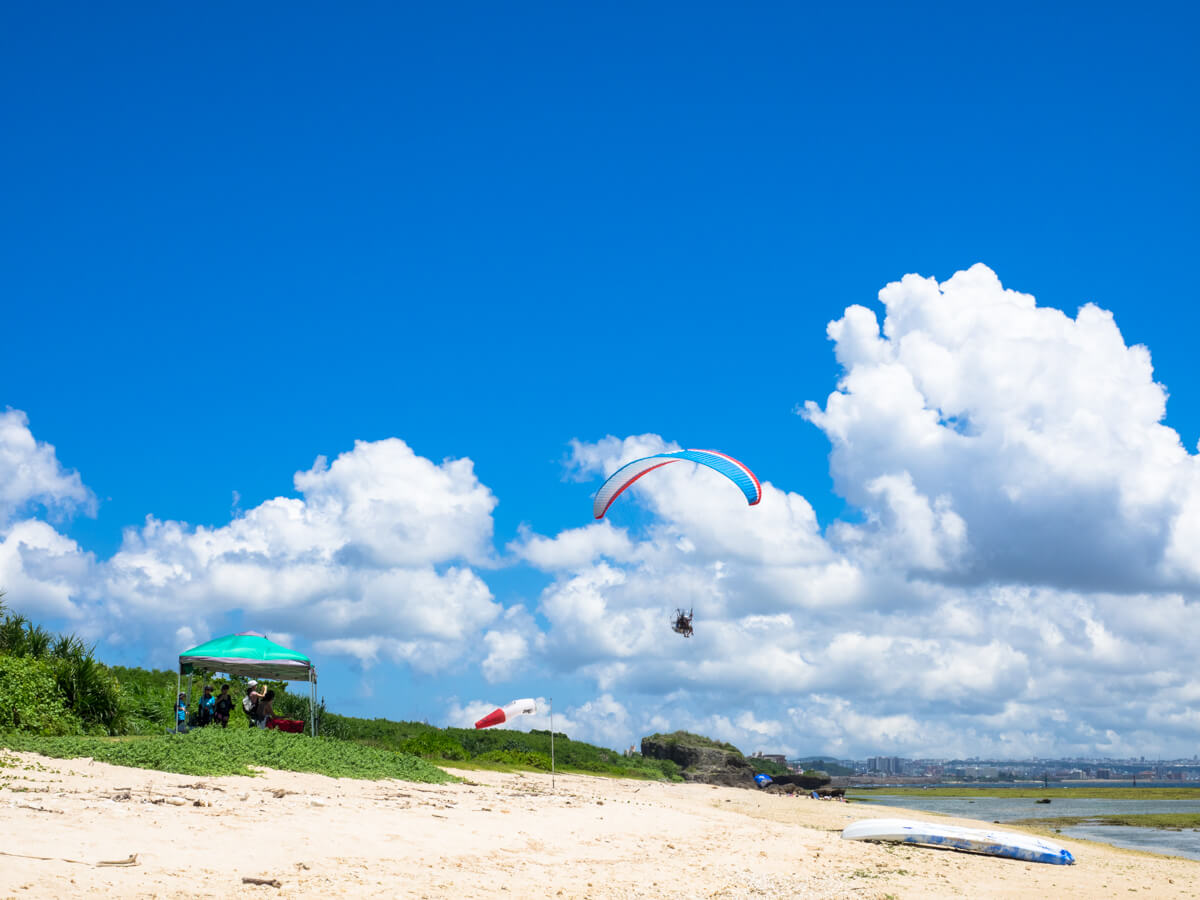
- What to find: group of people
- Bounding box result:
[242,680,276,728]
[174,681,275,731]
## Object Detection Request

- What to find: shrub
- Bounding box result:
[476,748,553,770]
[399,730,469,760]
[55,653,126,735]
[0,656,82,735]
[0,601,126,734]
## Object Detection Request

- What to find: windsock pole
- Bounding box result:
[550,697,555,791]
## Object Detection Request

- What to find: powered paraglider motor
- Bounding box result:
[672,608,694,638]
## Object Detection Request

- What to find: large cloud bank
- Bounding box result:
[2,435,505,675]
[506,265,1200,757]
[804,263,1200,590]
[4,265,1200,758]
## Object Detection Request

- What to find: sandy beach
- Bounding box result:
[1,751,1197,899]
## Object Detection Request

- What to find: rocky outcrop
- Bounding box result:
[763,773,833,791]
[640,732,757,788]
[640,731,835,791]
[764,781,840,796]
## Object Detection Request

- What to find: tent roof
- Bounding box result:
[179,632,316,681]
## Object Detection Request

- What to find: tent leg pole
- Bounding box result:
[175,671,180,734]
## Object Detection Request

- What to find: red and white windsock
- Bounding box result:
[474,698,537,730]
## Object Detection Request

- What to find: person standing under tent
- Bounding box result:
[175,692,189,733]
[213,685,233,727]
[197,685,216,726]
[243,680,267,726]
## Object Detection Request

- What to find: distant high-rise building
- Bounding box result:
[868,756,905,775]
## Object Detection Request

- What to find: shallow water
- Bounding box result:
[854,793,1200,861]
[1058,824,1200,861]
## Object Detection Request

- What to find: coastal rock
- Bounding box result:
[640,732,757,788]
[764,774,834,792]
[764,782,840,795]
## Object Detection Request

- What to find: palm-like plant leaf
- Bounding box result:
[24,624,52,659]
[0,614,30,655]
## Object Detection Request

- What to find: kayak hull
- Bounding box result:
[842,818,1075,865]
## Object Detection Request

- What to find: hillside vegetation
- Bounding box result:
[319,714,682,780]
[0,594,682,782]
[0,596,125,735]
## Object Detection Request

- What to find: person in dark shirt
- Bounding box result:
[213,685,233,727]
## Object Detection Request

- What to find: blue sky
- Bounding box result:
[3,3,1200,757]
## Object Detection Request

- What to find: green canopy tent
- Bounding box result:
[177,632,317,735]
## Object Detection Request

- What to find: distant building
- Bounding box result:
[868,756,905,775]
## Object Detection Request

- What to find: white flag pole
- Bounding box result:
[550,697,555,792]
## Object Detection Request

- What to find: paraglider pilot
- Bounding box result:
[667,609,696,638]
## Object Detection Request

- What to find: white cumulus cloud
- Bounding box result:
[98,439,502,666]
[804,263,1200,591]
[0,409,95,525]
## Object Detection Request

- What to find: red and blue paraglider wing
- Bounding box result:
[592,449,761,519]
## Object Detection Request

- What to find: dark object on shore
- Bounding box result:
[768,774,834,791]
[1037,798,1052,804]
[763,787,840,801]
[242,877,282,888]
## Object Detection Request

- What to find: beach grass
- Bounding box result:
[0,726,455,782]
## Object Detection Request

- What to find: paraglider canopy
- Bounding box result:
[593,449,761,519]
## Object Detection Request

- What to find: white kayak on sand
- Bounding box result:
[842,818,1075,865]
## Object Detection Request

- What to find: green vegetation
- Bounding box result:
[0,592,309,737]
[397,728,471,761]
[476,749,553,770]
[0,655,82,735]
[852,786,1200,801]
[0,727,453,781]
[0,597,125,734]
[0,621,678,785]
[649,729,741,754]
[1009,813,1200,831]
[0,592,687,784]
[795,757,855,777]
[322,716,683,780]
